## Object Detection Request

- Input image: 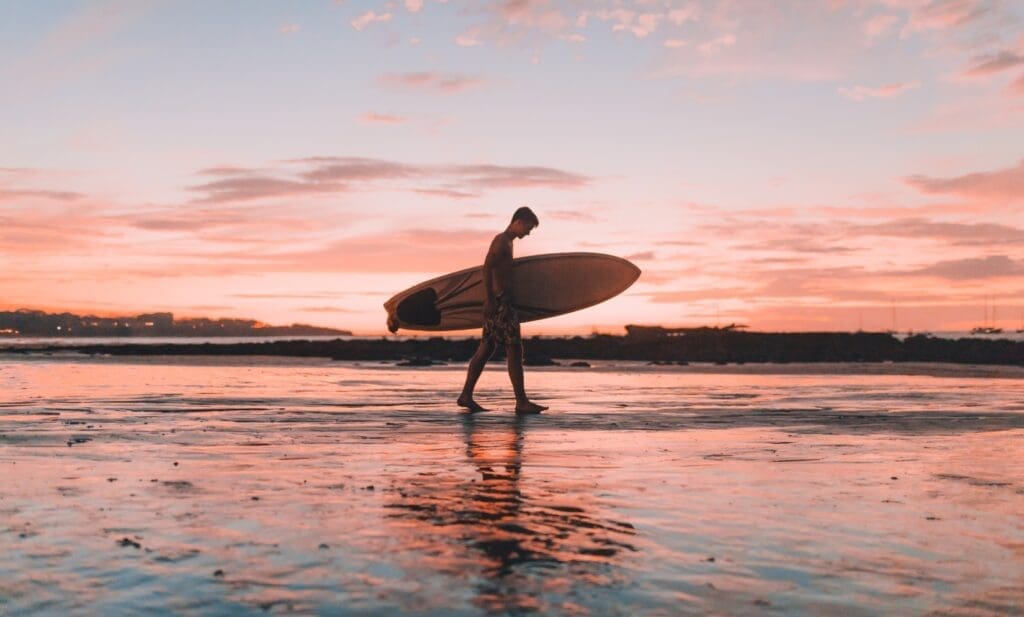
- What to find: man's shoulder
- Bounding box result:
[489,233,511,250]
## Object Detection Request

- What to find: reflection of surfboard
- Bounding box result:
[384,252,641,332]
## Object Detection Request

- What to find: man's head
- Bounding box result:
[508,206,539,239]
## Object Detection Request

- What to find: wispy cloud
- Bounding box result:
[0,189,85,202]
[1011,73,1024,95]
[838,81,920,101]
[351,11,392,31]
[904,159,1024,203]
[378,72,483,94]
[864,14,899,39]
[456,29,484,47]
[849,218,1024,246]
[698,33,736,55]
[359,112,407,125]
[905,255,1024,279]
[183,156,590,203]
[902,0,991,34]
[188,176,344,203]
[961,47,1024,77]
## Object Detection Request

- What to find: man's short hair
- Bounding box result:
[511,206,539,227]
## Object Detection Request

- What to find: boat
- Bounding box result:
[970,326,1003,335]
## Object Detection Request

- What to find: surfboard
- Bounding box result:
[384,252,641,332]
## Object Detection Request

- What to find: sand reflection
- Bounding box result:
[385,415,638,613]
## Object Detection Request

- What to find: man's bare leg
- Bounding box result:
[458,339,494,412]
[507,342,547,414]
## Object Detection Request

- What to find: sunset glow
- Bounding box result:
[2,1,1023,333]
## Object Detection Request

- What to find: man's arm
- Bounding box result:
[482,235,510,314]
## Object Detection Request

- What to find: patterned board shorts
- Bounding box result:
[483,298,521,346]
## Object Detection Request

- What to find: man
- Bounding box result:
[457,207,548,414]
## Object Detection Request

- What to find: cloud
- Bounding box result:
[736,236,857,255]
[298,157,416,182]
[498,0,570,32]
[351,11,392,31]
[906,255,1024,279]
[962,50,1024,76]
[449,164,588,189]
[124,204,317,235]
[184,156,590,203]
[667,5,699,26]
[838,81,920,101]
[849,218,1024,246]
[405,0,423,13]
[904,159,1024,202]
[360,112,407,125]
[456,30,484,46]
[412,188,478,199]
[614,13,662,39]
[0,189,85,202]
[378,72,483,94]
[1011,73,1024,95]
[625,251,655,261]
[188,176,344,203]
[663,39,687,48]
[864,14,899,38]
[279,24,300,34]
[547,209,597,222]
[698,34,736,55]
[299,306,357,313]
[198,165,260,176]
[902,0,990,34]
[8,0,158,91]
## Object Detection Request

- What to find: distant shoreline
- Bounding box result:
[2,330,1021,367]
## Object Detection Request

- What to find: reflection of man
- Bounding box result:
[458,207,547,414]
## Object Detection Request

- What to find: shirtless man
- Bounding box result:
[457,207,548,414]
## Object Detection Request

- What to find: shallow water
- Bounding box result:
[1,358,1023,615]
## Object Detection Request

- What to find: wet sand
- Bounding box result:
[1,358,1023,615]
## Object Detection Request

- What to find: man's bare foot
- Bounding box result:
[457,395,488,413]
[515,400,548,415]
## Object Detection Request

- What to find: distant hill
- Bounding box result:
[0,309,352,338]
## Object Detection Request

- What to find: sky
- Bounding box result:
[1,0,1023,335]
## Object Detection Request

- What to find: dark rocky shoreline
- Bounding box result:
[3,330,1022,367]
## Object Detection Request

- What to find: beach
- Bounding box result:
[1,356,1023,615]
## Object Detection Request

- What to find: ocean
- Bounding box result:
[1,356,1022,615]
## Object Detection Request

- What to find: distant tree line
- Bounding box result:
[0,309,351,337]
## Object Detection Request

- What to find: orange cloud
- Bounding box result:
[905,255,1024,279]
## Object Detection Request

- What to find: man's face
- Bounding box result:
[513,221,536,239]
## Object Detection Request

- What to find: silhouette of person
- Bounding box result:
[458,207,548,414]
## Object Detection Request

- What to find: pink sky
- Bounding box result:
[1,1,1023,334]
